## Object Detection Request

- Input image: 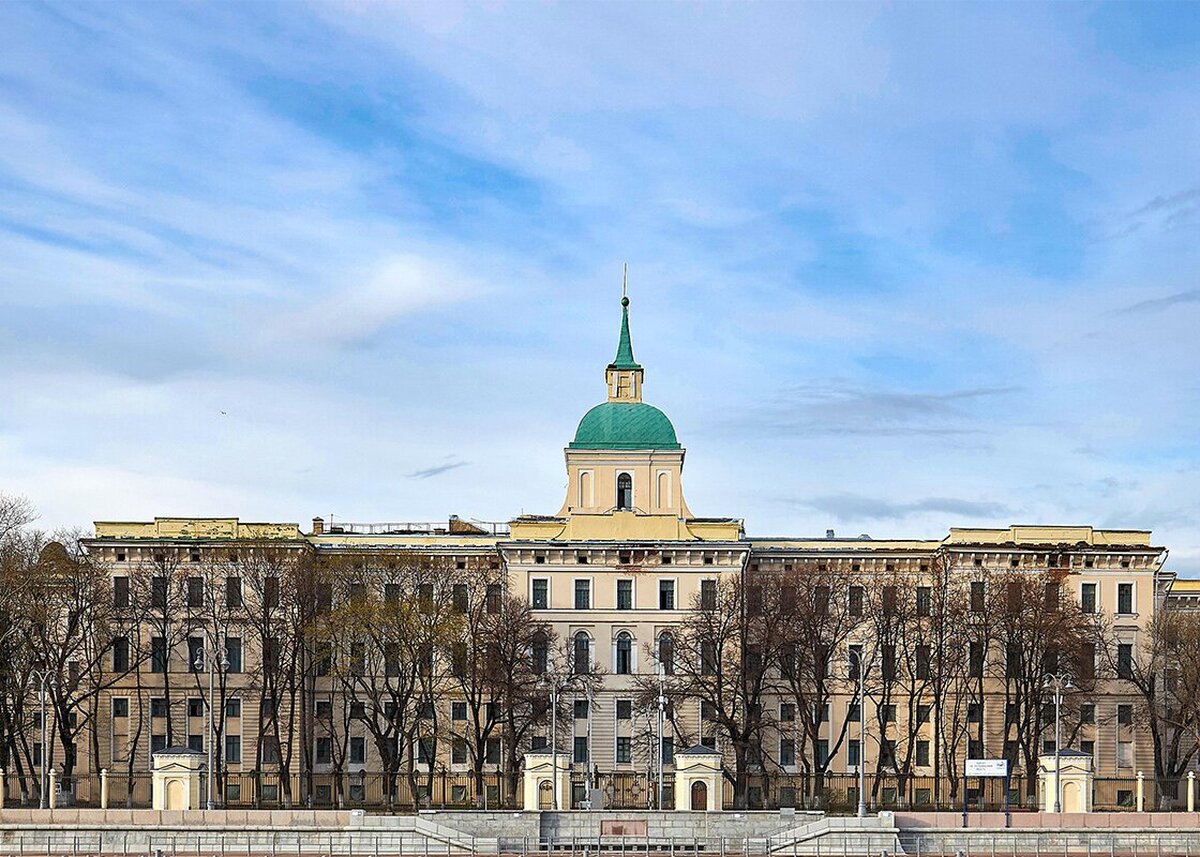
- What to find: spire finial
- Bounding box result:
[611,264,640,369]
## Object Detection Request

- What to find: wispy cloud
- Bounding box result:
[1115,290,1200,315]
[789,493,1012,523]
[407,459,469,480]
[720,383,1019,438]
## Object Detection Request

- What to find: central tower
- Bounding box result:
[557,294,692,521]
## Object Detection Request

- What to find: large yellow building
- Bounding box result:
[74,296,1178,811]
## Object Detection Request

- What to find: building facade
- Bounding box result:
[70,296,1180,810]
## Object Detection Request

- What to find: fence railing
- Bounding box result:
[0,769,1193,813]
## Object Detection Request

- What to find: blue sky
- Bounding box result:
[1,2,1198,571]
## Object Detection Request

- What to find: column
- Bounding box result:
[1136,771,1144,813]
[48,768,57,810]
[100,768,109,810]
[1188,772,1195,813]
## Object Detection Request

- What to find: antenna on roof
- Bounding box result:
[622,262,628,299]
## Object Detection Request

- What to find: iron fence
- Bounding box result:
[1,768,1195,813]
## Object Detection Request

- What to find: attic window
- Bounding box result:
[703,556,714,566]
[191,552,201,563]
[1121,560,1131,569]
[116,552,126,562]
[885,564,895,572]
[153,553,165,562]
[619,552,631,564]
[818,564,828,572]
[974,558,983,567]
[1085,558,1095,568]
[1011,558,1019,567]
[534,555,545,564]
[919,564,928,572]
[851,563,861,572]
[661,555,672,565]
[456,561,466,570]
[229,553,238,563]
[577,555,589,564]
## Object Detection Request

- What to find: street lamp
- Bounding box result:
[193,635,230,811]
[31,666,54,810]
[1044,673,1073,814]
[656,663,666,811]
[538,673,563,811]
[855,648,866,818]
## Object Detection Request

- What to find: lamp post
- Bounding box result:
[539,674,562,810]
[32,667,53,810]
[194,635,229,811]
[856,648,866,818]
[657,663,666,810]
[1044,673,1072,814]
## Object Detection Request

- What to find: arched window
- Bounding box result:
[616,473,633,511]
[573,631,590,675]
[616,632,633,675]
[532,631,549,675]
[658,632,675,675]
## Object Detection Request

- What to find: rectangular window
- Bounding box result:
[226,698,242,719]
[916,586,931,617]
[188,637,204,672]
[150,735,166,754]
[187,698,204,718]
[970,641,984,678]
[658,579,675,610]
[350,737,366,764]
[186,577,203,608]
[816,739,829,767]
[916,740,930,766]
[486,737,501,765]
[315,737,331,765]
[1081,703,1095,724]
[1118,740,1133,768]
[1081,583,1097,614]
[532,579,549,610]
[780,702,795,722]
[152,576,167,609]
[113,576,130,609]
[531,736,548,751]
[574,580,590,610]
[225,637,243,673]
[849,644,863,679]
[226,577,243,609]
[112,636,130,672]
[780,739,795,767]
[617,579,633,610]
[880,703,896,724]
[849,586,864,617]
[1117,583,1134,615]
[916,643,931,680]
[661,737,674,765]
[1118,703,1133,725]
[573,736,588,764]
[225,735,242,764]
[151,637,167,673]
[188,734,203,752]
[452,701,467,721]
[486,583,502,614]
[968,739,983,760]
[315,700,332,720]
[616,700,632,720]
[616,737,632,764]
[848,739,860,767]
[574,699,589,719]
[970,581,985,613]
[917,703,932,723]
[264,576,280,609]
[452,738,468,765]
[1081,740,1095,757]
[453,584,468,614]
[700,579,717,611]
[1117,643,1133,679]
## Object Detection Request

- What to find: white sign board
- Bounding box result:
[965,759,1009,777]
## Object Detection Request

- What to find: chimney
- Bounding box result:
[311,517,324,535]
[826,529,835,539]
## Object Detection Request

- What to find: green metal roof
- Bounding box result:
[569,402,680,449]
[610,297,641,369]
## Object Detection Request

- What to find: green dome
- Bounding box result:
[570,401,681,450]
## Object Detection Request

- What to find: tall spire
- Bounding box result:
[611,264,641,370]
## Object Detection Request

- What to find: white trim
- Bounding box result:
[530,576,551,609]
[1116,580,1136,616]
[615,576,636,610]
[657,576,679,610]
[573,577,594,610]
